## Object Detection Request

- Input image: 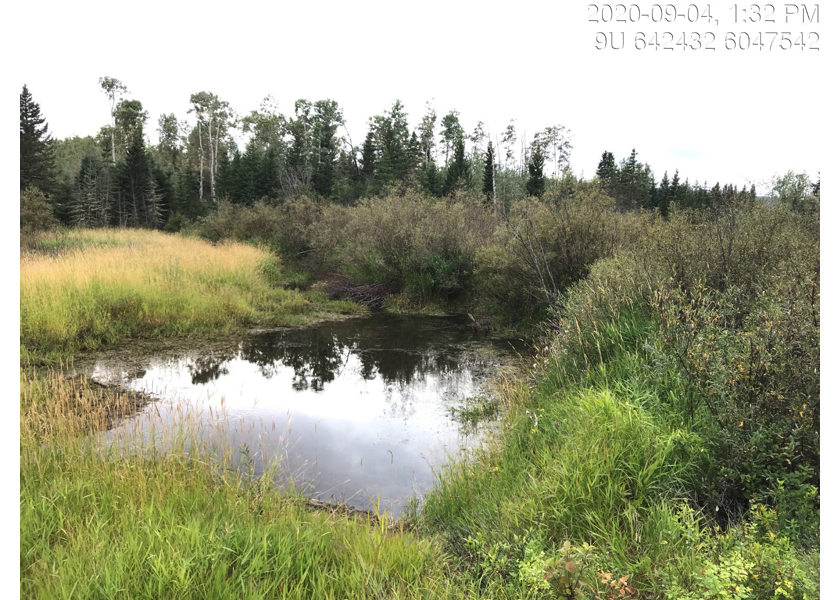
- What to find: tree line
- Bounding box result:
[21,79,819,232]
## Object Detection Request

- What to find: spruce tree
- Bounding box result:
[595,151,616,183]
[526,146,546,198]
[658,171,671,218]
[20,85,56,193]
[72,153,111,227]
[443,137,471,195]
[360,129,377,193]
[482,142,495,203]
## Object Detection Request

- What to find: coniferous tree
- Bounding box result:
[526,146,546,198]
[595,151,617,187]
[658,171,671,217]
[616,149,651,210]
[112,99,161,227]
[20,85,57,194]
[421,162,443,197]
[482,142,496,203]
[360,129,377,194]
[72,154,111,227]
[710,182,723,208]
[372,100,411,189]
[407,131,423,181]
[443,137,471,195]
[670,169,684,208]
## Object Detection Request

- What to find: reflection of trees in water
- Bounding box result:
[236,325,469,391]
[128,315,495,391]
[358,350,461,386]
[188,353,232,384]
[240,329,350,391]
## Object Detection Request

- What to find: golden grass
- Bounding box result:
[20,229,357,362]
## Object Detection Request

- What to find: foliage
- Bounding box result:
[20,371,448,599]
[664,504,819,599]
[20,84,57,195]
[475,189,629,321]
[311,191,495,301]
[483,141,496,202]
[526,146,546,198]
[654,277,819,534]
[20,187,58,238]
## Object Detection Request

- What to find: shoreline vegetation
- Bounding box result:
[20,229,363,366]
[20,189,819,597]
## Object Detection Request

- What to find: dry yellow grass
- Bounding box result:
[20,229,354,362]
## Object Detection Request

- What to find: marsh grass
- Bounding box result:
[20,371,451,599]
[20,229,361,363]
[449,395,501,427]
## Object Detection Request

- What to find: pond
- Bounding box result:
[73,314,524,514]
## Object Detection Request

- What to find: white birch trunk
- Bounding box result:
[198,120,204,200]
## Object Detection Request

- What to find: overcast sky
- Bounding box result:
[11,0,826,192]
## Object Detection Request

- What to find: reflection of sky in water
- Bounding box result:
[86,315,520,514]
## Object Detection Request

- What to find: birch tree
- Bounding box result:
[99,77,128,164]
[189,91,233,204]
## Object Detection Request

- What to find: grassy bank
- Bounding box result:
[20,229,361,363]
[20,372,453,599]
[420,214,819,597]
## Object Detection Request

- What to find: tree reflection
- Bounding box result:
[178,315,479,390]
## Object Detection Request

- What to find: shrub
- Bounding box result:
[475,189,633,321]
[21,187,58,238]
[325,192,495,301]
[194,200,283,244]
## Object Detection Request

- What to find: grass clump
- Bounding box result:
[449,395,501,426]
[20,228,362,363]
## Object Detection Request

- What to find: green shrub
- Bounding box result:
[475,189,634,321]
[655,276,819,538]
[323,192,494,300]
[194,200,283,243]
[665,503,819,599]
[21,187,58,239]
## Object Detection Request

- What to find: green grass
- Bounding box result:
[418,307,818,598]
[20,371,452,599]
[449,395,501,426]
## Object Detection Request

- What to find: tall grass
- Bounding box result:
[20,229,359,362]
[20,371,452,599]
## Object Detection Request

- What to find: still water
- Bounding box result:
[77,314,522,514]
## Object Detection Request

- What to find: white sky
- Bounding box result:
[5,0,837,576]
[9,0,828,189]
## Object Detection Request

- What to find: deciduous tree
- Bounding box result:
[99,77,128,164]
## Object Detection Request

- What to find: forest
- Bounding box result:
[20,80,820,598]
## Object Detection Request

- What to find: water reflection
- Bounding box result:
[79,314,521,513]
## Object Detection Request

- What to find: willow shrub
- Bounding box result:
[475,187,638,323]
[314,191,495,301]
[546,200,819,543]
